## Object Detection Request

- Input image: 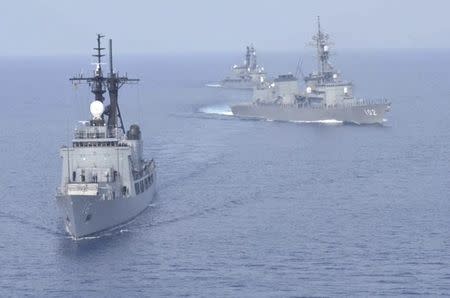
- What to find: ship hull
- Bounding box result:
[220,80,255,90]
[231,102,390,124]
[56,180,157,239]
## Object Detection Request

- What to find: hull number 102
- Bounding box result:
[364,109,377,116]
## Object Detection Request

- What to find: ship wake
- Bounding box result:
[289,119,343,125]
[67,225,131,241]
[198,104,233,116]
[205,83,222,88]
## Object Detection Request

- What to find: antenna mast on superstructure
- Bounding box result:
[70,34,139,134]
[245,46,251,69]
[311,16,332,83]
[317,16,322,76]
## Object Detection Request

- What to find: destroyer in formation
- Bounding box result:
[56,35,156,238]
[218,44,267,89]
[231,18,391,124]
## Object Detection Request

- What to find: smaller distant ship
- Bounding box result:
[219,44,267,89]
[231,18,391,124]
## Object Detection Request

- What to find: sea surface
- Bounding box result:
[1,50,450,296]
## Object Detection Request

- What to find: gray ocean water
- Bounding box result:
[1,50,450,296]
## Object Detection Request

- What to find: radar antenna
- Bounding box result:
[70,34,139,134]
[310,16,334,83]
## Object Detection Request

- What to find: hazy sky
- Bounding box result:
[1,0,449,55]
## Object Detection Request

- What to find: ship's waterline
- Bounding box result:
[231,102,390,125]
[56,179,156,238]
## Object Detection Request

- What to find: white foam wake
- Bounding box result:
[205,83,222,88]
[290,119,343,124]
[199,105,233,116]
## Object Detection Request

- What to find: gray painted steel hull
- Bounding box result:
[220,80,255,90]
[231,102,390,124]
[56,181,156,239]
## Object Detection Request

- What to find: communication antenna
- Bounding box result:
[70,34,139,134]
[308,16,334,83]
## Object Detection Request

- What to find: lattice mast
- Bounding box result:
[70,34,139,133]
[311,16,333,83]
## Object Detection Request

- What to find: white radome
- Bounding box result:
[90,100,104,119]
[323,45,329,52]
[306,86,312,94]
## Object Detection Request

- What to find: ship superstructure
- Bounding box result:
[220,44,267,89]
[300,16,360,107]
[231,18,391,124]
[56,35,156,238]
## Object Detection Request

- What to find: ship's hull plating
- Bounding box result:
[220,80,255,90]
[56,181,156,239]
[231,102,390,124]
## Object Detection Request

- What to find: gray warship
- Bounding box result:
[231,18,391,124]
[56,35,156,239]
[219,44,267,89]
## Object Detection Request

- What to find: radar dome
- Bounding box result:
[306,86,312,94]
[90,100,104,119]
[323,45,329,52]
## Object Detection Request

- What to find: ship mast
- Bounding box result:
[316,16,322,76]
[312,16,331,83]
[70,34,139,134]
[91,34,106,103]
[245,46,251,69]
[244,44,257,71]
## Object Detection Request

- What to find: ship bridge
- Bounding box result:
[72,121,127,148]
